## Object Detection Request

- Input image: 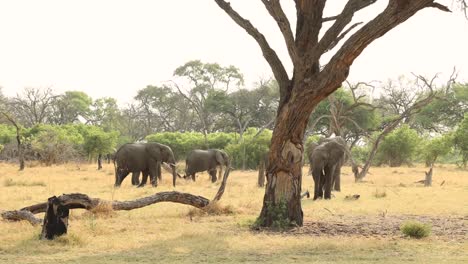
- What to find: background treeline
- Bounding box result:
[0,60,467,169]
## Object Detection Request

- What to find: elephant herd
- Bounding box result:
[113,143,230,188]
[112,136,353,202]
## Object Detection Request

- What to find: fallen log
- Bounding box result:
[1,168,231,225]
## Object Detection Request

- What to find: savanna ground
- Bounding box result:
[0,162,466,264]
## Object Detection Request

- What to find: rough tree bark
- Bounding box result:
[258,158,266,187]
[41,196,69,240]
[214,0,451,227]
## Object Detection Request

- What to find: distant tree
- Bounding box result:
[421,133,454,166]
[0,111,25,170]
[10,87,56,126]
[376,125,420,167]
[308,83,379,146]
[50,91,92,125]
[172,60,244,146]
[412,82,468,133]
[453,113,468,167]
[357,73,456,180]
[87,97,121,131]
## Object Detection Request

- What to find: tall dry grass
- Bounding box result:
[0,162,466,263]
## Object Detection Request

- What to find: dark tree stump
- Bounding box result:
[40,196,70,240]
[97,154,103,170]
[425,165,433,187]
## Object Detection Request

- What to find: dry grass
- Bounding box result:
[0,162,467,263]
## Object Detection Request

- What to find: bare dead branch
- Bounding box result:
[322,0,451,95]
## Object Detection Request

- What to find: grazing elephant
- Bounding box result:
[307,137,349,200]
[184,149,230,182]
[114,143,177,188]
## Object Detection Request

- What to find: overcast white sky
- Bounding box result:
[0,0,467,105]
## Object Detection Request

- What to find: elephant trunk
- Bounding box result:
[169,163,177,187]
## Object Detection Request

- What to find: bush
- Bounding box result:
[28,124,84,165]
[0,124,16,144]
[420,134,453,166]
[377,125,421,167]
[400,221,431,239]
[225,128,272,170]
[454,114,468,167]
[253,198,295,230]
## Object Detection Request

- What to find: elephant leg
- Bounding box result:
[137,171,149,188]
[209,169,217,183]
[149,161,161,187]
[115,170,130,187]
[312,168,321,200]
[324,166,334,199]
[333,165,341,192]
[191,173,196,182]
[157,163,162,181]
[131,171,141,186]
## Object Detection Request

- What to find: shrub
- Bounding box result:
[373,189,387,198]
[400,221,431,239]
[420,134,453,166]
[253,198,295,230]
[225,128,272,170]
[454,114,468,167]
[376,125,421,167]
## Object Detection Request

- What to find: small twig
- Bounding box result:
[323,208,334,215]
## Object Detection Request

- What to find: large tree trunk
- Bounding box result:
[17,134,25,171]
[258,95,315,227]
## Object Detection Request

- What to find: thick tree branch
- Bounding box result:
[311,0,377,61]
[294,0,326,78]
[326,22,363,52]
[214,0,290,99]
[320,0,451,96]
[261,0,300,67]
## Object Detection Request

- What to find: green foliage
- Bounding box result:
[225,128,272,169]
[377,125,420,167]
[0,124,16,144]
[80,126,119,158]
[453,114,468,167]
[421,134,453,166]
[253,198,294,230]
[27,124,85,165]
[400,221,431,239]
[351,145,370,165]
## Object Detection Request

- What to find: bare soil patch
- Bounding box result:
[291,214,467,241]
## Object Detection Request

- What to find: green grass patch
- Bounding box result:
[400,221,431,239]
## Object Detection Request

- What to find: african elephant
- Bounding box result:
[114,143,177,187]
[307,137,348,199]
[184,149,230,182]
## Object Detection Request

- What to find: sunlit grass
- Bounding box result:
[0,162,466,263]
